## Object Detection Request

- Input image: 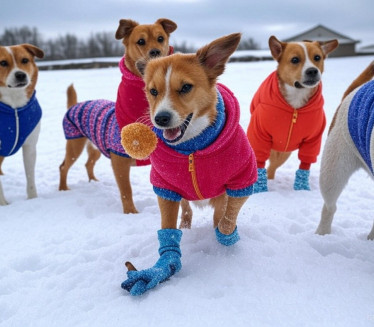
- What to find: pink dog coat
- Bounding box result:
[150,84,257,201]
[115,58,150,130]
[62,57,152,166]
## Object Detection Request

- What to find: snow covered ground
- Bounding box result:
[1,55,373,327]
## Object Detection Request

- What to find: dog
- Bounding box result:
[121,33,258,296]
[247,36,338,192]
[316,60,374,240]
[59,18,177,214]
[0,44,44,205]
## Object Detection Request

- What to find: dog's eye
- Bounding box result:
[137,39,146,46]
[21,58,29,64]
[314,55,321,62]
[179,84,193,94]
[0,60,8,67]
[150,88,158,96]
[157,36,164,43]
[291,57,300,64]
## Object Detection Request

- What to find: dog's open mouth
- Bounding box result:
[8,82,28,88]
[163,113,193,143]
[295,79,320,89]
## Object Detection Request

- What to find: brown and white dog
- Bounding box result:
[316,61,374,240]
[0,44,44,205]
[121,34,258,296]
[59,18,177,214]
[247,36,338,192]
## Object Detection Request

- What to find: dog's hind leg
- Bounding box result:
[315,131,361,235]
[85,141,101,182]
[267,150,292,179]
[179,198,193,229]
[110,154,138,214]
[0,156,4,175]
[59,138,87,191]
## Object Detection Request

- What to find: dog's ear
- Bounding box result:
[196,33,241,81]
[269,36,286,61]
[156,18,177,35]
[136,59,147,77]
[318,39,339,58]
[115,19,139,40]
[22,44,44,59]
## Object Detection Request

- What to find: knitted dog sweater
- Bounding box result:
[150,83,257,201]
[62,56,153,166]
[348,80,374,174]
[0,92,42,157]
[247,71,326,168]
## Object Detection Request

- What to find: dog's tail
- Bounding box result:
[329,60,374,134]
[67,84,78,109]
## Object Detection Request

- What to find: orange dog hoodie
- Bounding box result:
[247,71,326,170]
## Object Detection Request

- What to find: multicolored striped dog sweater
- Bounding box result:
[63,99,124,158]
[348,80,374,174]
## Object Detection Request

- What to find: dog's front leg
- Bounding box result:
[215,195,248,246]
[110,154,138,214]
[158,196,180,229]
[121,196,182,296]
[22,122,40,199]
[0,177,8,205]
[0,156,7,205]
[0,156,4,175]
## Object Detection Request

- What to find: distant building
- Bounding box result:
[358,44,374,55]
[283,24,360,57]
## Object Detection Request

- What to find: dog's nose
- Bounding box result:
[155,111,171,127]
[15,71,27,81]
[149,49,161,58]
[305,68,318,77]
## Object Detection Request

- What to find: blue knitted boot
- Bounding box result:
[215,226,240,246]
[293,169,311,190]
[253,168,268,193]
[121,229,182,296]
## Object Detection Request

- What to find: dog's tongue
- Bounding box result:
[163,127,181,141]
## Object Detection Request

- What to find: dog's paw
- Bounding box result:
[215,226,240,246]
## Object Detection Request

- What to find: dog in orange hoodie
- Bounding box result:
[247,36,338,192]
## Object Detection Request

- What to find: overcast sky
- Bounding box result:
[2,0,374,49]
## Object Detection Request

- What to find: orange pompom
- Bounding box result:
[121,123,158,160]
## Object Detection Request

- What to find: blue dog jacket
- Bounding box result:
[0,92,42,157]
[348,80,374,174]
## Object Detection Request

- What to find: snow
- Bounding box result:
[1,55,374,327]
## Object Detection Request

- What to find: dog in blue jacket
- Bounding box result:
[316,60,374,240]
[0,44,44,205]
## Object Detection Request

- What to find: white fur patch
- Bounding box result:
[152,66,181,127]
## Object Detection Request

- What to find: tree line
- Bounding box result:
[0,26,259,61]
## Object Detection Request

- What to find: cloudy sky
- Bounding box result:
[2,0,374,49]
